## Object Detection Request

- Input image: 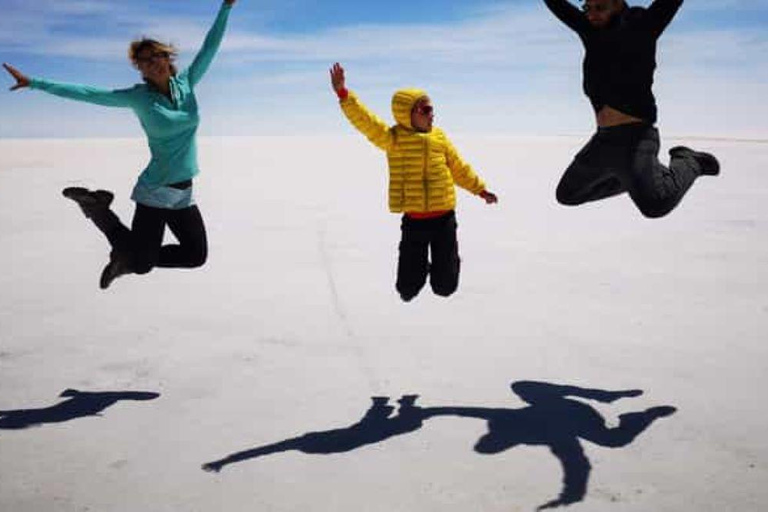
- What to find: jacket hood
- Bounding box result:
[391,88,429,130]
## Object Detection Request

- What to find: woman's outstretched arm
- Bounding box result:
[4,63,137,108]
[184,0,236,87]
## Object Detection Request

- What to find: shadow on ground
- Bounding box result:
[202,380,676,510]
[0,389,160,430]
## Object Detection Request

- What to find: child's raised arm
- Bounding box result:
[330,63,394,152]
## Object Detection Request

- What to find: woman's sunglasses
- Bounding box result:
[136,52,170,65]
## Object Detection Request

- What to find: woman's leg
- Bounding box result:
[100,204,205,288]
[128,203,167,275]
[159,205,208,268]
[98,202,166,289]
[62,187,133,251]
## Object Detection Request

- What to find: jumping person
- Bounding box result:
[543,0,719,218]
[329,63,498,302]
[3,0,237,289]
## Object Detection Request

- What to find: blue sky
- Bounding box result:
[1,0,767,138]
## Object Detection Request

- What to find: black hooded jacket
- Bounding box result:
[544,0,683,124]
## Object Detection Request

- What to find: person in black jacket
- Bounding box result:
[543,0,719,218]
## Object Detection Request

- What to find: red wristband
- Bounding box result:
[336,88,349,100]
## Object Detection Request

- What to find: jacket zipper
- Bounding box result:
[423,136,430,211]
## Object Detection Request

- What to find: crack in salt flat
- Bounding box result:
[318,225,382,394]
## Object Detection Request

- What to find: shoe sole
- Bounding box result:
[669,147,719,176]
[63,187,115,211]
[62,187,93,203]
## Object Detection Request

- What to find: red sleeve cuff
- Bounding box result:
[336,88,349,100]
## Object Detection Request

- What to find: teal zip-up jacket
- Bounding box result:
[29,3,232,187]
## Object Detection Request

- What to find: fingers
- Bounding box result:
[481,191,499,204]
[3,62,29,90]
[330,62,344,78]
[329,62,346,92]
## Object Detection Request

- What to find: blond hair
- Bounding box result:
[128,38,179,76]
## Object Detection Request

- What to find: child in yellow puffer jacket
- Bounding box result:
[330,63,498,302]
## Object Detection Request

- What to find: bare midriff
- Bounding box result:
[596,105,645,127]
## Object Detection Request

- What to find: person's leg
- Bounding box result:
[158,205,208,268]
[556,133,626,206]
[429,212,460,297]
[625,127,702,218]
[128,203,167,275]
[62,187,132,250]
[396,216,430,302]
[581,406,677,448]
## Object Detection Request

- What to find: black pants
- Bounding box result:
[396,211,460,302]
[90,200,207,275]
[556,124,702,218]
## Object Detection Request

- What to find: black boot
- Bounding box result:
[62,187,115,218]
[99,250,132,290]
[669,146,720,176]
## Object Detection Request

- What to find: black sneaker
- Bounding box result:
[669,146,720,176]
[99,252,131,290]
[62,187,115,218]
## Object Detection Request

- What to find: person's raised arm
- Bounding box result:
[543,0,590,33]
[4,63,136,108]
[185,0,236,87]
[331,63,394,152]
[645,0,683,38]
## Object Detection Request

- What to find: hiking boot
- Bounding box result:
[62,187,115,218]
[99,251,131,290]
[669,146,720,176]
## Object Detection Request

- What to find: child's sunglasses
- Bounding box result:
[413,105,434,116]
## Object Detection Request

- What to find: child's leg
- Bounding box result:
[396,216,429,302]
[429,212,460,297]
[158,205,208,268]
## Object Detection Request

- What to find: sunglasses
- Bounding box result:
[582,2,612,13]
[136,51,169,65]
[413,105,434,116]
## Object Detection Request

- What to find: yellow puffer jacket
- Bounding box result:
[340,88,487,213]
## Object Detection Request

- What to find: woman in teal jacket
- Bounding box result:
[3,0,236,289]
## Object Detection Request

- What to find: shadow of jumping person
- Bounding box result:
[201,381,675,510]
[0,389,160,430]
[426,381,676,510]
[202,394,426,473]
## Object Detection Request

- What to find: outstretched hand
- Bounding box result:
[480,190,499,205]
[3,63,30,91]
[329,62,346,94]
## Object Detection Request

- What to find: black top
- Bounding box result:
[544,0,683,124]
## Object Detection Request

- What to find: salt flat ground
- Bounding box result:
[0,135,766,511]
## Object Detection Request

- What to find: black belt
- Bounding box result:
[168,179,192,190]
